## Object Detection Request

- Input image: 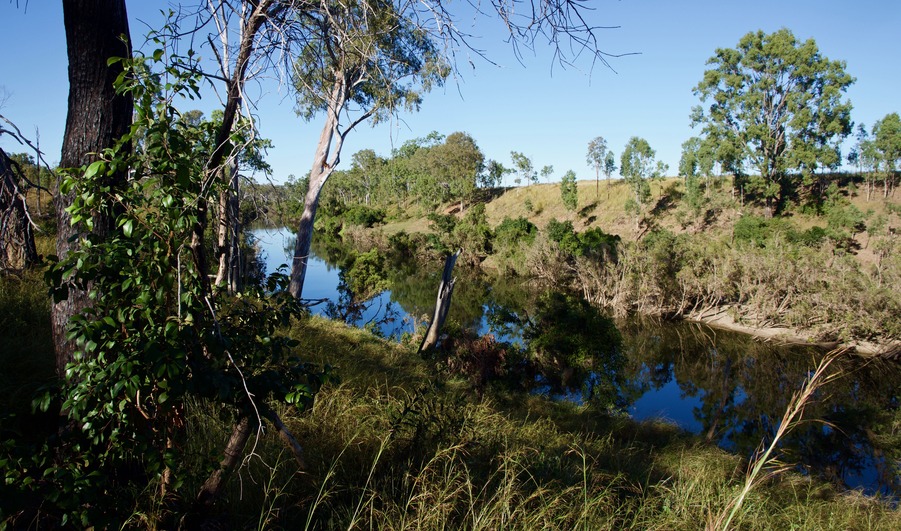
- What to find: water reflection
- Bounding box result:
[252,227,900,495]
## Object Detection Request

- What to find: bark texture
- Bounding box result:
[0,148,39,270]
[54,0,133,376]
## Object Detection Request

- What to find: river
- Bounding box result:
[252,227,900,496]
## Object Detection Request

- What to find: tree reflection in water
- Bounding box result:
[255,228,900,495]
[617,318,901,495]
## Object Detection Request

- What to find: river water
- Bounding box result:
[252,227,900,496]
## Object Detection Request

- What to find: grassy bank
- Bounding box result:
[335,176,901,352]
[1,264,898,528]
[176,316,898,529]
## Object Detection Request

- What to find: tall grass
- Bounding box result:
[0,269,54,413]
[709,348,846,530]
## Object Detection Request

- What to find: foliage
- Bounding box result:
[733,215,828,249]
[482,159,511,188]
[620,137,664,221]
[453,203,493,261]
[492,216,538,275]
[560,169,578,212]
[872,112,901,196]
[292,0,449,126]
[344,204,386,227]
[603,151,617,182]
[425,132,485,207]
[679,136,715,213]
[494,216,538,249]
[524,291,624,406]
[344,248,391,300]
[2,49,329,526]
[586,136,609,186]
[692,29,854,214]
[545,218,619,260]
[509,151,536,187]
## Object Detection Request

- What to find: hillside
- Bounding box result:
[361,175,901,353]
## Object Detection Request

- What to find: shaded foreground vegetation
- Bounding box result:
[3,266,900,528]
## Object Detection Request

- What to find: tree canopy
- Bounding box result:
[691,28,854,215]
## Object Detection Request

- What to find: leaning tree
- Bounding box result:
[287,0,620,299]
[691,28,854,217]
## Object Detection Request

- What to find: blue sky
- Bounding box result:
[1,1,898,185]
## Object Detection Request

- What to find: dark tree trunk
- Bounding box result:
[54,0,133,377]
[0,149,39,270]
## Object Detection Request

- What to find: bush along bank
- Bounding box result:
[321,207,901,356]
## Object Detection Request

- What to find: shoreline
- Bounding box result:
[687,306,900,358]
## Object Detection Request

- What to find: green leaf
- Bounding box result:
[84,160,105,179]
[122,219,134,238]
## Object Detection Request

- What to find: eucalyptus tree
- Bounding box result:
[541,164,554,183]
[848,124,878,201]
[603,150,616,198]
[586,136,609,196]
[872,112,901,198]
[620,136,663,228]
[288,1,449,298]
[283,0,621,298]
[426,131,485,212]
[510,151,535,188]
[482,159,512,188]
[691,29,854,216]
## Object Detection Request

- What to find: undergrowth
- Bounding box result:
[174,317,900,529]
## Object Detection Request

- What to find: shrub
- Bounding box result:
[344,205,386,227]
[494,216,538,249]
[733,215,794,247]
[545,218,575,244]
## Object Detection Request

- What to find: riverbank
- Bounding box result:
[688,305,901,358]
[272,316,901,530]
[3,265,900,527]
[307,176,900,356]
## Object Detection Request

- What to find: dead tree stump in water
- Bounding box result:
[418,249,462,354]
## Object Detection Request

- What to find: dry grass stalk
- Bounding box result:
[708,347,848,530]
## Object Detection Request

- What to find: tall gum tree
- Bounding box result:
[286,0,623,299]
[586,136,608,197]
[691,28,854,217]
[287,0,449,299]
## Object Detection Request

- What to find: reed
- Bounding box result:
[709,348,847,530]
